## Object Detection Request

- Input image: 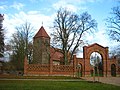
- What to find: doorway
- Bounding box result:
[90,52,103,76]
[111,64,116,77]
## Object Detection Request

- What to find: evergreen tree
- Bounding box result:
[0,14,4,57]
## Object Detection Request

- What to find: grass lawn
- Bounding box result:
[0,80,120,90]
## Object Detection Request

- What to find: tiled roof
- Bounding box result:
[34,26,50,39]
[50,48,63,61]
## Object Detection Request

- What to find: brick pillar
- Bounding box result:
[73,55,77,77]
[117,66,120,76]
[49,58,53,75]
[83,46,87,77]
[24,56,28,76]
[107,60,111,77]
[104,47,109,77]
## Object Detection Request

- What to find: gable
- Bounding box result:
[86,43,107,49]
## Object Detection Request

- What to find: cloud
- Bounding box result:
[54,0,93,4]
[52,0,101,12]
[3,10,55,41]
[3,0,112,51]
[29,0,45,3]
[84,28,111,47]
[0,5,7,10]
[10,2,24,10]
[71,0,102,3]
[53,0,82,12]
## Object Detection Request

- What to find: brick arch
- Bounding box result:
[83,43,109,76]
[87,49,105,60]
[89,51,103,64]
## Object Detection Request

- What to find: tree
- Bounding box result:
[10,22,34,71]
[0,28,4,57]
[106,2,120,66]
[52,8,97,64]
[110,46,120,64]
[0,14,4,57]
[106,3,120,41]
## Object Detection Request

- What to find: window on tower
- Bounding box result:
[37,40,42,46]
[45,39,48,44]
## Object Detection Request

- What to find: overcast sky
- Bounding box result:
[0,0,119,53]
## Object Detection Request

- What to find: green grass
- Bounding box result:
[0,80,120,90]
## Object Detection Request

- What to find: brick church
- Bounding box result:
[32,26,63,65]
[24,26,120,77]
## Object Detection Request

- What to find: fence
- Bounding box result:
[24,57,75,76]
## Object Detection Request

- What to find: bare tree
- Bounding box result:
[106,3,120,41]
[52,8,97,65]
[15,22,34,56]
[10,22,34,71]
[106,2,120,66]
[110,46,120,65]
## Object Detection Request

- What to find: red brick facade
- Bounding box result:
[24,57,75,76]
[75,43,119,77]
[24,43,120,76]
[24,26,120,77]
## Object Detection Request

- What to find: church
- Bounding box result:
[32,26,63,65]
[24,26,120,77]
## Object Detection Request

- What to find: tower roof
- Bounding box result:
[34,26,50,39]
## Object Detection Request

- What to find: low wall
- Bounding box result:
[24,61,74,76]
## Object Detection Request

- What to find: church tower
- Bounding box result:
[33,26,50,64]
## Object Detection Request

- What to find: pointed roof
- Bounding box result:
[34,26,50,39]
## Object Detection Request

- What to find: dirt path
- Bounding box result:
[81,77,120,86]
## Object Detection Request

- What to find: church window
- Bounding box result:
[37,40,42,46]
[45,39,49,45]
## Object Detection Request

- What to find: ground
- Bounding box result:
[81,77,120,86]
[0,79,120,90]
[0,75,120,90]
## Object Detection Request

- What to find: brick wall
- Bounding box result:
[24,57,75,76]
[24,43,120,77]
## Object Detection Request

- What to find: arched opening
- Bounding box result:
[111,64,116,77]
[90,52,103,76]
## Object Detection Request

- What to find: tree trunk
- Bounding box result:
[64,51,68,65]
